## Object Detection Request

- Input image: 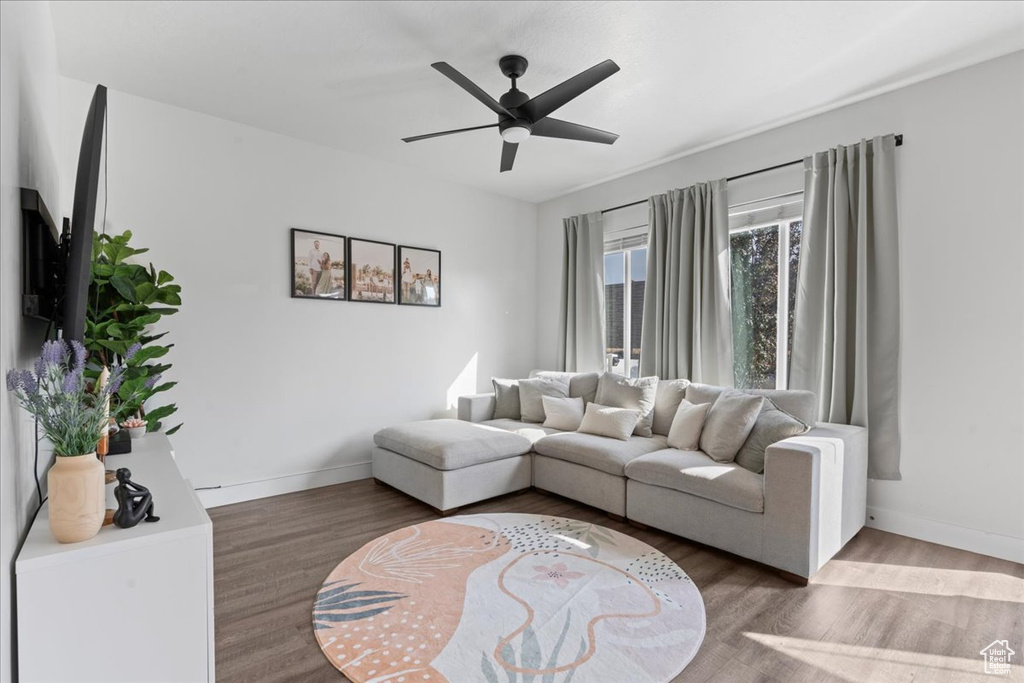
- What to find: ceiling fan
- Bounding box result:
[402,55,620,172]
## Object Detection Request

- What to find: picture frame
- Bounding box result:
[348,237,397,304]
[397,245,442,307]
[291,228,347,300]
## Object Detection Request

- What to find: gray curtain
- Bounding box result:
[640,179,733,384]
[791,135,901,480]
[557,212,606,372]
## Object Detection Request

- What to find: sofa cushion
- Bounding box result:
[519,377,570,423]
[542,396,586,431]
[652,378,691,436]
[595,373,659,437]
[533,431,668,477]
[492,378,521,420]
[666,399,710,451]
[625,449,765,513]
[734,399,810,474]
[531,370,600,405]
[687,383,817,426]
[700,390,764,462]
[482,419,561,444]
[374,419,532,471]
[577,403,640,441]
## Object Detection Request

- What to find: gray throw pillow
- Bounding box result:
[491,378,521,420]
[533,371,600,404]
[686,383,726,406]
[577,403,641,441]
[518,377,570,423]
[594,373,658,437]
[652,378,691,436]
[735,399,810,473]
[699,389,764,462]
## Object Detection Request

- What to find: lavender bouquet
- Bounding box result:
[5,339,159,457]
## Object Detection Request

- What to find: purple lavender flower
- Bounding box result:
[21,370,39,394]
[40,340,68,367]
[33,356,45,380]
[5,370,19,392]
[62,369,82,395]
[70,340,87,371]
[124,342,142,362]
[144,373,163,390]
[109,374,124,394]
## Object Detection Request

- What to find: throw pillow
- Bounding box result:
[699,390,764,462]
[491,378,521,420]
[734,399,811,473]
[666,399,711,451]
[541,396,585,432]
[577,403,642,441]
[652,378,691,436]
[533,371,600,405]
[594,373,659,437]
[518,377,570,423]
[685,383,726,406]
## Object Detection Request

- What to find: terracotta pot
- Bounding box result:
[47,453,106,543]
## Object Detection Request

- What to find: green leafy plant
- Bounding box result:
[85,230,182,434]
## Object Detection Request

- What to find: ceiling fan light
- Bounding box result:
[500,124,531,144]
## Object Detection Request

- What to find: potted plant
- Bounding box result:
[6,340,157,543]
[86,230,182,434]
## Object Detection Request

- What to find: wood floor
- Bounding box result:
[210,480,1024,682]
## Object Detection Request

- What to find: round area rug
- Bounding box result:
[314,513,705,683]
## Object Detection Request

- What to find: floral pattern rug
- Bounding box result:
[314,513,705,683]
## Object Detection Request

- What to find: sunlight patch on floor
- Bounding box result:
[743,632,989,681]
[815,560,1024,601]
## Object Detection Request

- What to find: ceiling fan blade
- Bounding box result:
[519,59,620,122]
[531,118,619,145]
[402,123,498,143]
[431,62,512,117]
[500,141,518,173]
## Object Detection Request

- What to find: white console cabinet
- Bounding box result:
[16,434,214,682]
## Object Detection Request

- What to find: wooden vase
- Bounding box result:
[47,453,106,543]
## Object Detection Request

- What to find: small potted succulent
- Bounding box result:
[120,417,147,439]
[6,340,159,543]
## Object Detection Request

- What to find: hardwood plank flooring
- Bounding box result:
[209,480,1024,682]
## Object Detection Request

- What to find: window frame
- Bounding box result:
[603,231,647,377]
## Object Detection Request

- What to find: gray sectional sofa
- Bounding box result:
[372,372,867,581]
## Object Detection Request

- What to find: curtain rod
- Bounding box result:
[600,133,903,215]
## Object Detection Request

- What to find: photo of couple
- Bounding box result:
[291,229,346,300]
[398,246,441,307]
[349,238,396,303]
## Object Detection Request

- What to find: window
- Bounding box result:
[604,233,647,377]
[729,197,803,389]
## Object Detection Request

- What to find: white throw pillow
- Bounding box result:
[518,377,570,423]
[541,396,585,431]
[577,403,641,441]
[594,373,659,437]
[666,399,711,451]
[699,390,765,462]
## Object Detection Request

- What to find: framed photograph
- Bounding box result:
[291,229,346,300]
[398,246,441,307]
[348,238,397,303]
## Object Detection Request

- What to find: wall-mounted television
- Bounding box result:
[21,84,106,343]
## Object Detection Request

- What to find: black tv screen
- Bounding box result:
[62,84,106,344]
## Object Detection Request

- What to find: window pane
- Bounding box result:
[604,252,624,373]
[629,248,647,378]
[730,225,779,389]
[787,220,802,378]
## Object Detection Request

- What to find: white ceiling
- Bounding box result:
[50,1,1024,203]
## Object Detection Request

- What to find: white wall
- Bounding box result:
[59,79,539,506]
[0,4,63,680]
[536,52,1024,563]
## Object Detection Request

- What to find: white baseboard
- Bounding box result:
[866,506,1024,565]
[196,461,372,509]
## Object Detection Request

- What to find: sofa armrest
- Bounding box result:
[762,422,868,578]
[458,393,496,423]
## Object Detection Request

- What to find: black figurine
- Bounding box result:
[113,467,160,528]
